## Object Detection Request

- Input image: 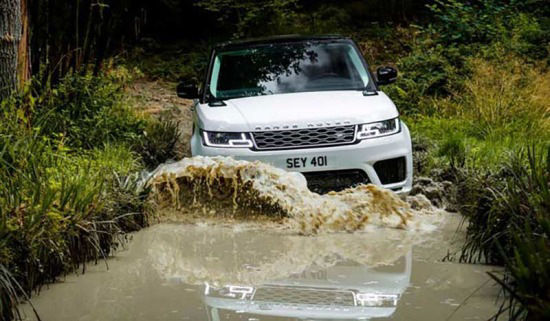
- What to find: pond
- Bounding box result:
[20,213,501,321]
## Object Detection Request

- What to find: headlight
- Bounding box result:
[356,293,399,307]
[357,118,400,140]
[202,131,253,148]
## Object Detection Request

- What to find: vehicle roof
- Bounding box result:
[215,34,351,50]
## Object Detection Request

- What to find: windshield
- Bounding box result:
[209,41,371,100]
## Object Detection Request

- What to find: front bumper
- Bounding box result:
[191,123,413,194]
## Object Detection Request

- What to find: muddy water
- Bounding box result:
[21,158,502,320]
[21,213,501,321]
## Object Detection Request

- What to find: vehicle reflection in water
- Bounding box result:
[203,250,412,320]
[19,222,500,321]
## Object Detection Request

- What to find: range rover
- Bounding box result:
[177,35,413,193]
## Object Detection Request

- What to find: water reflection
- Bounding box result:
[151,224,418,287]
[211,41,372,100]
[146,224,417,320]
[203,251,411,320]
[20,220,500,321]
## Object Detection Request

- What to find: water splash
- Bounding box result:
[146,157,442,234]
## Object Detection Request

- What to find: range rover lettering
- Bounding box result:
[177,35,413,193]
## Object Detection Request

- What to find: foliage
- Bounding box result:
[409,55,550,170]
[385,43,459,115]
[436,57,550,138]
[489,218,550,321]
[386,3,550,319]
[437,133,466,170]
[481,148,549,321]
[28,0,150,82]
[0,70,158,319]
[0,264,33,321]
[426,0,549,61]
[426,0,513,45]
[384,0,549,117]
[355,25,418,67]
[0,135,150,317]
[408,65,549,320]
[194,0,300,37]
[32,66,146,149]
[135,120,181,170]
[124,45,210,82]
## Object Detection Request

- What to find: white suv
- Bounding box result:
[177,35,412,194]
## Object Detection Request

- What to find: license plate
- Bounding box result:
[286,156,328,169]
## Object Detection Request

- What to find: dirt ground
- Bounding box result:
[128,79,195,157]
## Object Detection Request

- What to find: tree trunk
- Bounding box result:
[17,0,29,88]
[0,0,21,99]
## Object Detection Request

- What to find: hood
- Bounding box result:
[196,91,399,132]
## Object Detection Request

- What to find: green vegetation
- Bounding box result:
[137,120,182,169]
[0,66,180,320]
[123,46,210,83]
[31,67,146,149]
[385,1,550,319]
[481,149,549,320]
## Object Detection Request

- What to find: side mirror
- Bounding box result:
[176,81,199,99]
[376,66,398,86]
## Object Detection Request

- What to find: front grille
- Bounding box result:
[374,157,407,184]
[303,169,371,194]
[252,125,356,150]
[253,286,355,306]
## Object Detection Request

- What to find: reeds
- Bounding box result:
[0,69,166,320]
[456,146,550,320]
[0,133,151,318]
[437,57,550,140]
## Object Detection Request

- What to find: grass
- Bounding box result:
[457,147,549,263]
[483,148,550,320]
[385,4,550,317]
[407,54,550,173]
[402,54,550,321]
[490,219,550,320]
[0,135,143,288]
[0,264,35,321]
[0,66,178,319]
[121,44,210,82]
[136,120,182,170]
[435,57,550,139]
